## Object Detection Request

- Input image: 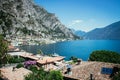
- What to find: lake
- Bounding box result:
[18,40,120,61]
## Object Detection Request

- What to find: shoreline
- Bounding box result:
[10,38,71,46]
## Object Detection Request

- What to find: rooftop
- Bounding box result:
[37,56,64,64]
[20,53,64,64]
[64,61,120,80]
[0,67,32,80]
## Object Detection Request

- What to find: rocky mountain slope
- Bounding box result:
[74,30,86,37]
[0,0,76,40]
[70,28,85,39]
[84,21,120,39]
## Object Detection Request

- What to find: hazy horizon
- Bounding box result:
[34,0,120,32]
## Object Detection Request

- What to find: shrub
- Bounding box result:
[70,56,78,63]
[8,56,25,63]
[89,50,120,64]
[25,68,48,80]
[112,71,120,80]
[24,60,36,68]
[29,65,37,72]
[0,35,8,66]
[48,70,63,80]
[25,69,63,80]
[16,63,24,68]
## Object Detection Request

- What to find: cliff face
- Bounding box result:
[0,0,76,39]
[84,21,120,40]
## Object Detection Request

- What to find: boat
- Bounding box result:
[52,53,59,57]
[52,43,59,57]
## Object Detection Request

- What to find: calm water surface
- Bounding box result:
[18,40,120,61]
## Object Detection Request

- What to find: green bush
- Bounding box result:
[70,56,78,63]
[8,56,25,63]
[0,35,8,66]
[29,65,38,72]
[25,68,63,80]
[25,68,47,80]
[16,63,24,68]
[48,70,63,80]
[112,71,120,80]
[89,50,120,64]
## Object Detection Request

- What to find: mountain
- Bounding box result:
[84,21,120,39]
[70,28,76,34]
[74,30,86,37]
[70,28,86,39]
[0,0,76,40]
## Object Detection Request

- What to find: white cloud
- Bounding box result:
[66,19,98,32]
[68,20,83,27]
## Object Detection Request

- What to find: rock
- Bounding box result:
[0,0,77,40]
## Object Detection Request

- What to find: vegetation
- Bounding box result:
[25,67,63,80]
[0,35,8,67]
[48,70,63,80]
[19,27,36,36]
[16,63,24,68]
[8,56,25,63]
[0,34,25,65]
[0,10,13,37]
[70,56,78,63]
[37,49,43,55]
[29,65,38,72]
[112,71,120,80]
[24,61,36,69]
[89,50,120,79]
[89,50,120,64]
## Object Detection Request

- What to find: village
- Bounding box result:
[6,35,67,46]
[0,0,120,79]
[0,44,120,80]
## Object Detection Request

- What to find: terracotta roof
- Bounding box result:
[20,52,64,64]
[37,56,64,64]
[20,54,38,60]
[8,45,15,50]
[64,61,120,80]
[0,67,32,80]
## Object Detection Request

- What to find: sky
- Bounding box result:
[34,0,120,32]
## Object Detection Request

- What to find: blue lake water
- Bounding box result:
[18,40,120,61]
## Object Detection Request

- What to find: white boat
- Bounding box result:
[52,53,59,57]
[52,43,59,57]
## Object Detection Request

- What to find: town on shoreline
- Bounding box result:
[0,44,120,80]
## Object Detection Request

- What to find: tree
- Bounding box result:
[89,50,120,64]
[0,10,13,37]
[0,35,8,67]
[25,68,63,80]
[48,70,63,80]
[25,68,48,80]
